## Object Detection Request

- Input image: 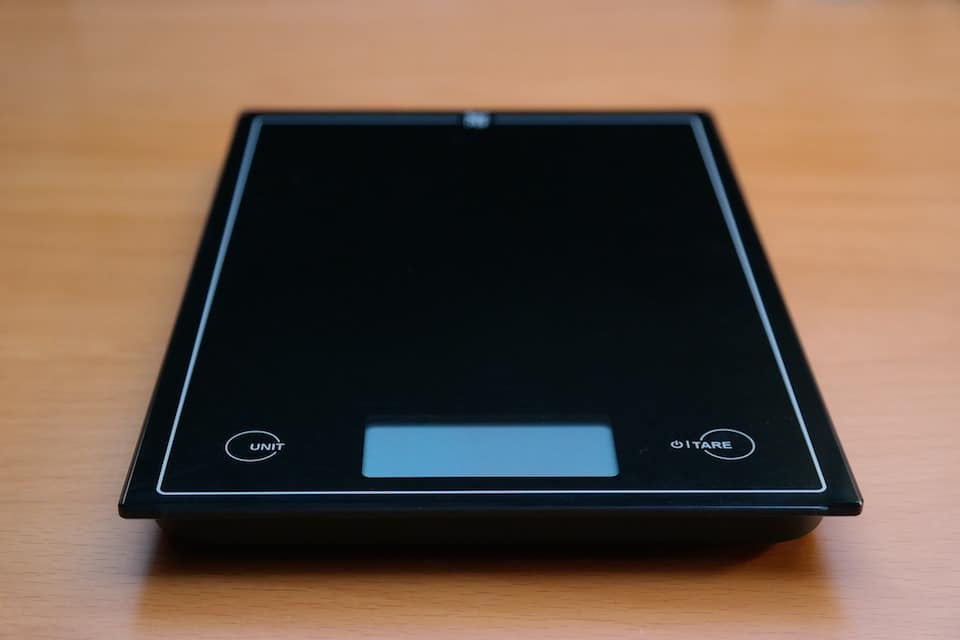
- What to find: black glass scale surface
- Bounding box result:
[120,112,861,544]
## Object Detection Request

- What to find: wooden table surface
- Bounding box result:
[2,2,958,638]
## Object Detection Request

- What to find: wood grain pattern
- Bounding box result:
[1,1,958,638]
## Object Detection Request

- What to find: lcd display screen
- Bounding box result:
[362,423,619,478]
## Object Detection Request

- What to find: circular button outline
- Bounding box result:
[698,428,756,461]
[225,429,283,463]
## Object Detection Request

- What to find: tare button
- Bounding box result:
[669,428,756,461]
[225,430,286,462]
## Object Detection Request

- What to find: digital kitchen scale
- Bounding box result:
[119,112,862,544]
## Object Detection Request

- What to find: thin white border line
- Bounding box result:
[690,117,826,492]
[155,116,264,492]
[157,489,823,496]
[156,113,825,496]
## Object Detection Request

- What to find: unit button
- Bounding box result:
[225,430,286,462]
[669,428,756,461]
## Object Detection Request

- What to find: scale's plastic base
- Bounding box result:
[158,513,823,545]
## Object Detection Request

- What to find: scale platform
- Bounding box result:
[119,112,861,544]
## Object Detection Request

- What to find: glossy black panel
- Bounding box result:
[150,114,825,495]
